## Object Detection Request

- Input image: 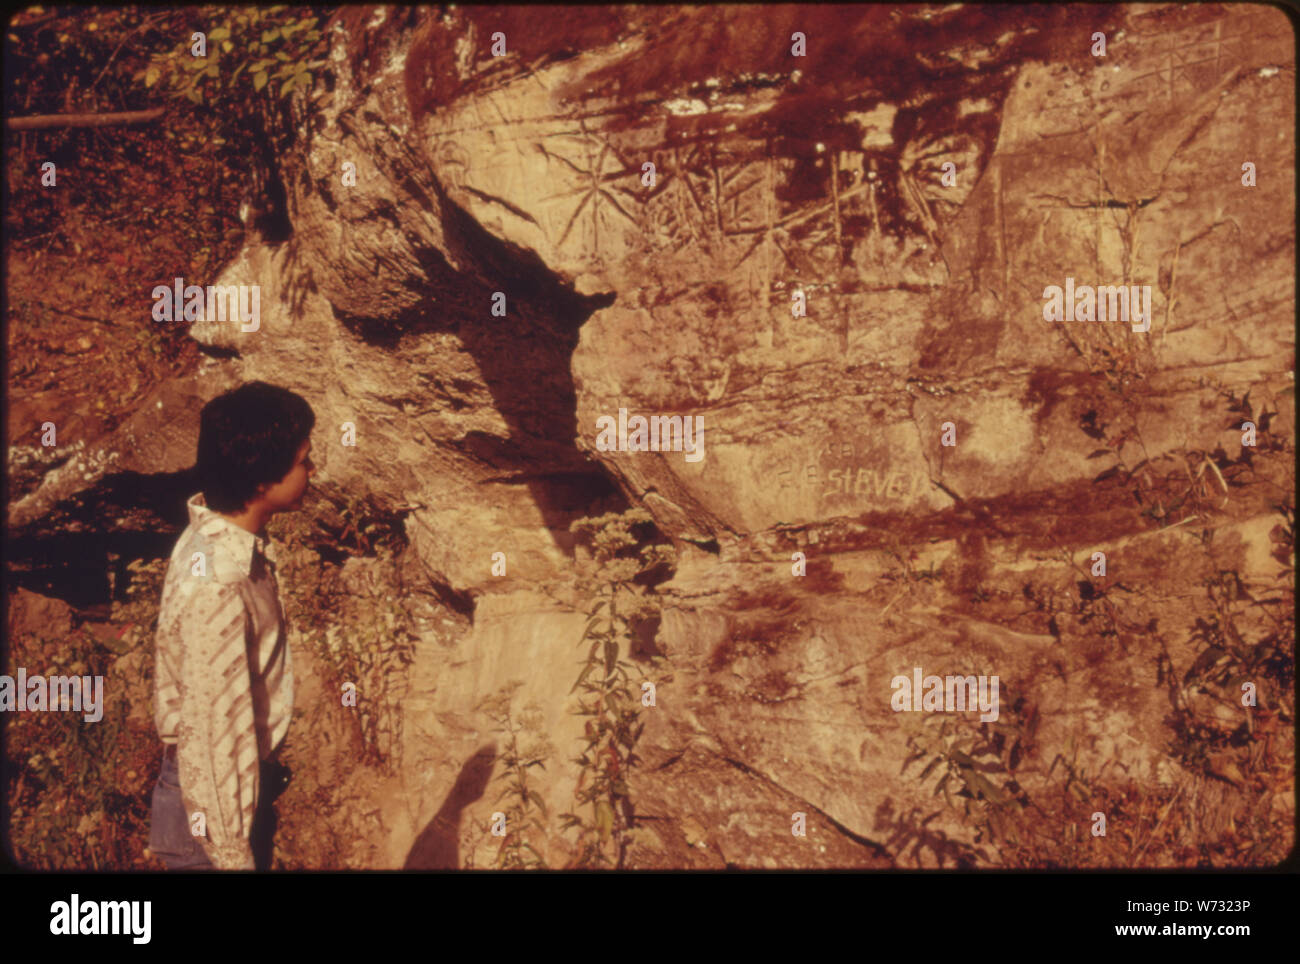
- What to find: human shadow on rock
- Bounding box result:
[404,744,497,869]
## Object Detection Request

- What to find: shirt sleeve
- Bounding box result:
[174,580,260,871]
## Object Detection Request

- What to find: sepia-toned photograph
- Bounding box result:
[3,0,1294,901]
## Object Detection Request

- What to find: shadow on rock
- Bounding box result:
[404,744,497,869]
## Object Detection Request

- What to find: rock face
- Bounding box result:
[8,4,1294,867]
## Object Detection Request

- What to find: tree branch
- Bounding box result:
[6,108,166,131]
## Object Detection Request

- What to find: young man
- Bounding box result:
[150,381,315,870]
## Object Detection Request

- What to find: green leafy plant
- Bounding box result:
[136,6,328,107]
[269,496,417,771]
[902,702,1033,857]
[1165,516,1295,788]
[4,625,157,870]
[129,5,332,232]
[479,683,553,870]
[559,509,675,868]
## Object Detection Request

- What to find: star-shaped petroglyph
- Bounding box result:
[535,120,642,250]
[650,144,710,245]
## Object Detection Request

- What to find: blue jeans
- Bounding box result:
[150,747,287,870]
[149,743,287,873]
[149,750,214,870]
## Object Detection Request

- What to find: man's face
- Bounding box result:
[261,439,314,513]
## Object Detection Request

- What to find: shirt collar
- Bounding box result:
[186,492,268,578]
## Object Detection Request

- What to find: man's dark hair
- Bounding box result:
[197,382,315,513]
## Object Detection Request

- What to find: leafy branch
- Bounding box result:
[136,6,329,107]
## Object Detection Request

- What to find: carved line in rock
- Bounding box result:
[449,107,979,271]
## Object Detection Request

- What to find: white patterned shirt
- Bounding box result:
[153,492,293,869]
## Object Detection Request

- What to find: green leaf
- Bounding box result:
[569,663,594,695]
[578,616,601,646]
[262,28,280,43]
[253,70,268,91]
[949,748,976,768]
[967,771,1008,807]
[145,65,159,88]
[1186,647,1227,681]
[595,801,614,841]
[209,26,231,41]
